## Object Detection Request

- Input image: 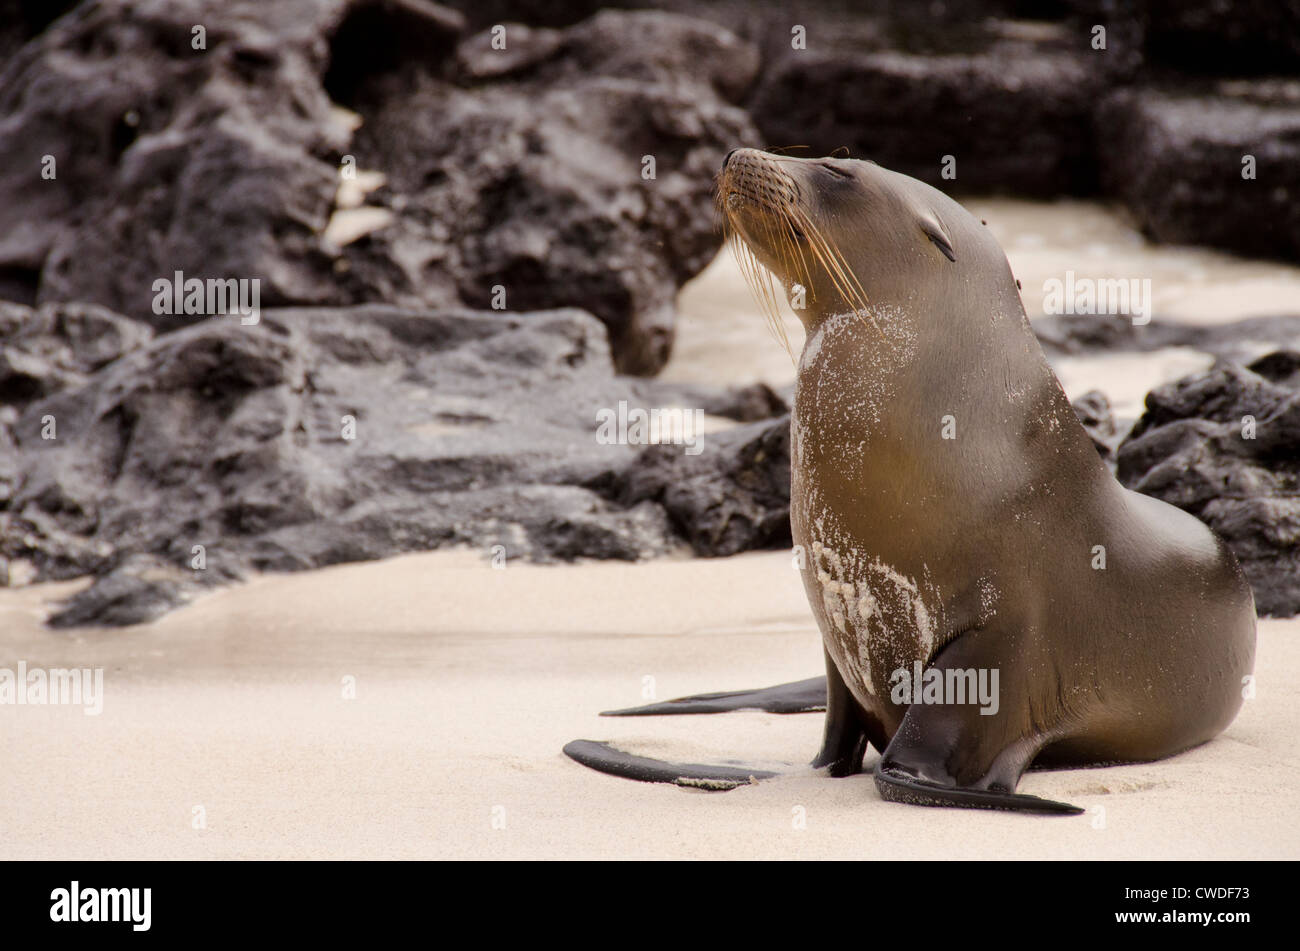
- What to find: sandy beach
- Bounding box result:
[1,548,1297,860]
[3,199,1299,860]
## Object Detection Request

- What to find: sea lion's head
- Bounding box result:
[716,148,962,341]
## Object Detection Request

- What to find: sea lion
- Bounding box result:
[565,149,1257,814]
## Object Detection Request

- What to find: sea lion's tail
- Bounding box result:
[874,764,1084,816]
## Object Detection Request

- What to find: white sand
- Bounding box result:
[1,550,1297,860]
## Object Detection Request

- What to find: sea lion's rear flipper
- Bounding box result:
[566,673,831,790]
[565,675,824,791]
[873,626,1084,816]
[563,740,780,791]
[599,676,826,716]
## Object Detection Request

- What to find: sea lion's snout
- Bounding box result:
[717,148,801,220]
[718,149,873,335]
[717,148,810,276]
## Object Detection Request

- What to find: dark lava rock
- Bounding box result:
[0,0,356,315]
[0,301,788,625]
[44,554,210,629]
[608,415,792,557]
[0,0,756,374]
[1117,353,1300,617]
[0,301,153,403]
[341,9,759,374]
[1098,82,1300,263]
[748,17,1108,196]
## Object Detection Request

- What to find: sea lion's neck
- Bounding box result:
[797,282,1103,473]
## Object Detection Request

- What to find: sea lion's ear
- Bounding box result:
[920,211,956,262]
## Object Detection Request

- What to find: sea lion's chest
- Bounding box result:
[790,318,937,704]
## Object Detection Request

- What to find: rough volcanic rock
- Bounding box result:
[340,10,760,374]
[1117,352,1300,616]
[748,17,1109,196]
[0,0,359,316]
[0,301,154,402]
[0,0,756,374]
[607,415,792,557]
[0,301,792,625]
[1097,83,1300,263]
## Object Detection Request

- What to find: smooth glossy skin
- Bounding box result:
[563,152,1256,814]
[727,148,1256,812]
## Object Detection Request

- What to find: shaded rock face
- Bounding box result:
[0,0,757,374]
[1118,353,1300,617]
[1098,83,1300,263]
[0,302,790,625]
[1144,0,1300,75]
[0,0,79,59]
[322,0,465,105]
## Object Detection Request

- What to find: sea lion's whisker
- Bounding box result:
[728,211,794,360]
[756,223,794,358]
[754,213,780,340]
[782,205,816,295]
[797,207,883,338]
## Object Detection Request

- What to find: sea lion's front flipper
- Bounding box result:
[562,740,781,791]
[599,676,826,716]
[873,764,1083,815]
[873,627,1085,816]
